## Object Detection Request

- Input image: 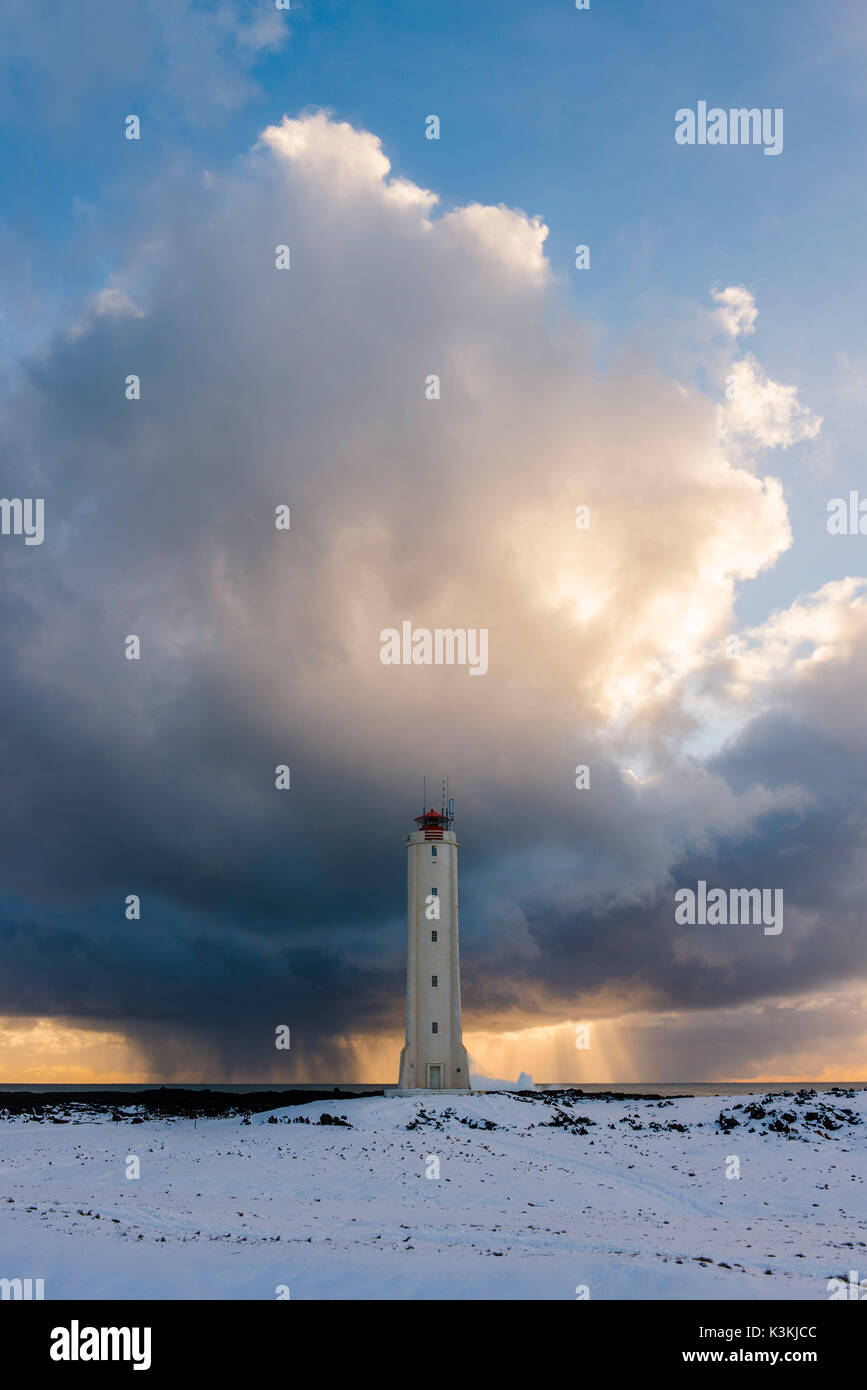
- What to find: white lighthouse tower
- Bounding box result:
[398,796,471,1092]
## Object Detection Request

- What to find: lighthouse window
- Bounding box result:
[430,886,438,895]
[432,1022,438,1034]
[431,930,437,942]
[431,846,437,857]
[432,975,438,987]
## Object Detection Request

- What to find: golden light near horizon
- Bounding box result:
[8,1002,864,1087]
[464,1019,624,1085]
[0,1017,151,1085]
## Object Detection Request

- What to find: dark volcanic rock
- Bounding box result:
[0,1087,382,1123]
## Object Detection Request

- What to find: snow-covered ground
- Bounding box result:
[1,1089,864,1300]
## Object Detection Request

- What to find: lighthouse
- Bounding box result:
[398,798,471,1092]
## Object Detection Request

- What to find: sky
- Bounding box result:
[0,0,865,1083]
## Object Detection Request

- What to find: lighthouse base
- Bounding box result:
[398,1042,470,1094]
[388,1088,475,1097]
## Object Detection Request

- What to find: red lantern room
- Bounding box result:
[414,807,447,841]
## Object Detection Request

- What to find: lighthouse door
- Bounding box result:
[428,1065,442,1089]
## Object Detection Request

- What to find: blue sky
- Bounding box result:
[5,1,864,335]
